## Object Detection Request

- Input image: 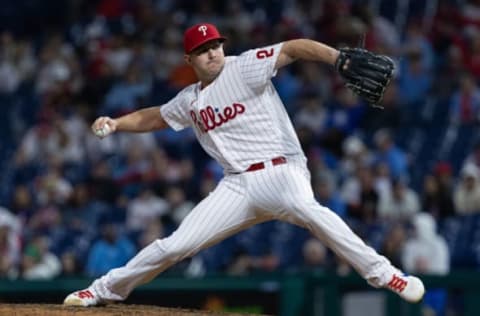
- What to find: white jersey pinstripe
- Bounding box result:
[160,43,306,173]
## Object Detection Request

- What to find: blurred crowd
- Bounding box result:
[1,2,480,308]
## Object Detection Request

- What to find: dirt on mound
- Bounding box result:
[0,304,266,316]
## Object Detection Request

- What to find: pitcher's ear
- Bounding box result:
[184,54,191,65]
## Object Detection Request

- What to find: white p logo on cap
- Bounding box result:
[198,25,208,36]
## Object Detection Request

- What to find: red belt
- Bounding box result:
[245,156,287,172]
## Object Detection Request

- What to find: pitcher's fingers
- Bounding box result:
[92,117,109,130]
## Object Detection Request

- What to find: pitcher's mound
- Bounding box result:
[0,304,263,315]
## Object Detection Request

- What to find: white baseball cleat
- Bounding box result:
[63,288,105,307]
[385,274,425,303]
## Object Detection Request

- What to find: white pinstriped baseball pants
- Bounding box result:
[91,158,397,300]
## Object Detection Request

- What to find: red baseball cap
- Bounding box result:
[183,23,226,54]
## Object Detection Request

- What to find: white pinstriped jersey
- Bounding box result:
[160,43,306,173]
[91,44,401,303]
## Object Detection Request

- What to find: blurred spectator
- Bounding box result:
[449,72,480,125]
[82,43,116,105]
[267,221,312,271]
[0,32,27,93]
[34,163,73,206]
[372,161,392,202]
[307,147,336,177]
[381,223,407,269]
[462,0,480,35]
[54,112,89,164]
[402,19,434,72]
[360,82,402,133]
[313,172,346,218]
[0,206,21,235]
[339,135,372,179]
[115,138,155,186]
[464,30,480,79]
[165,185,194,226]
[126,186,168,232]
[0,207,21,279]
[273,69,302,113]
[60,251,81,277]
[35,34,77,95]
[22,235,61,280]
[296,62,333,101]
[103,62,151,115]
[463,141,480,171]
[397,47,432,119]
[350,3,400,53]
[403,213,449,275]
[434,161,456,194]
[453,163,480,214]
[143,149,195,186]
[104,34,134,76]
[0,51,20,93]
[296,126,317,157]
[199,176,218,200]
[189,1,222,27]
[0,225,19,279]
[95,0,134,20]
[63,183,109,237]
[434,45,467,99]
[293,92,327,136]
[325,86,365,136]
[297,63,332,102]
[224,0,254,35]
[9,185,35,226]
[319,86,366,157]
[378,177,420,222]
[14,121,63,167]
[86,223,136,277]
[403,213,450,316]
[141,148,171,183]
[117,131,157,157]
[227,253,280,275]
[27,202,61,236]
[429,2,463,55]
[421,171,456,220]
[153,27,184,81]
[301,238,329,271]
[85,130,118,163]
[154,127,197,161]
[398,19,434,120]
[372,128,408,179]
[333,12,368,49]
[87,160,120,204]
[167,63,198,89]
[334,255,353,276]
[227,222,281,275]
[137,218,164,249]
[341,166,379,223]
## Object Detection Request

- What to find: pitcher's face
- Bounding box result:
[185,40,225,82]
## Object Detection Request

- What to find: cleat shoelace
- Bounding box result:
[387,275,408,292]
[76,290,95,299]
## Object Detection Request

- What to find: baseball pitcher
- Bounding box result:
[64,23,424,306]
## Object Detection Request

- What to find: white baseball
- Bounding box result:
[95,124,111,137]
